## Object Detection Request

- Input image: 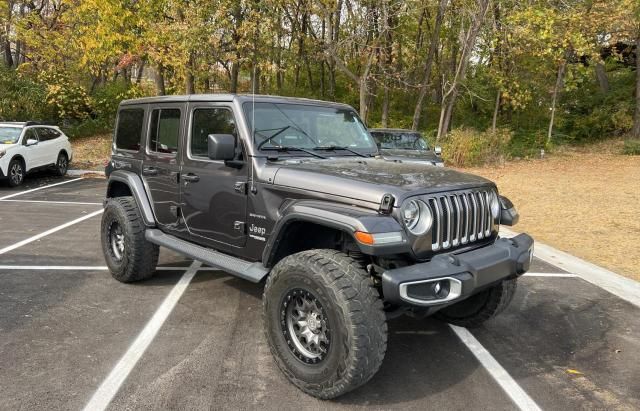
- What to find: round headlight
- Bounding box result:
[402,200,433,235]
[490,191,500,218]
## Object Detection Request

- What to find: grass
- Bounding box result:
[463,143,640,281]
[70,134,111,170]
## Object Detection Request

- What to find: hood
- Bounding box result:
[271,157,493,205]
[380,148,442,164]
[0,143,16,153]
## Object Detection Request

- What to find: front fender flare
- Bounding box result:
[262,200,410,267]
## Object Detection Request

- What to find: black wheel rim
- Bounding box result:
[10,162,23,185]
[57,155,67,173]
[281,288,331,364]
[108,221,125,262]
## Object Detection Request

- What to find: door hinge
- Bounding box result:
[234,181,247,194]
[234,221,245,232]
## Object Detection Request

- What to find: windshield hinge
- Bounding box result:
[379,194,395,214]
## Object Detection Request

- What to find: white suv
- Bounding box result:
[0,122,73,187]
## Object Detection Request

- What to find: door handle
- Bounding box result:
[142,167,158,176]
[182,173,200,183]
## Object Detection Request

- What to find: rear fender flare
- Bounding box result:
[106,170,156,226]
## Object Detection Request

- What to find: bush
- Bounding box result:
[38,71,93,120]
[623,139,640,155]
[440,127,512,167]
[0,66,52,121]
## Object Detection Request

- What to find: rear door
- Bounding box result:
[35,127,60,165]
[142,105,184,228]
[180,103,248,249]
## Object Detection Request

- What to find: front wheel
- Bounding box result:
[435,278,518,328]
[7,158,25,187]
[263,249,387,399]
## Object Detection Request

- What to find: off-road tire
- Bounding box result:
[101,196,159,282]
[263,249,387,399]
[54,152,68,176]
[7,158,25,187]
[435,278,518,328]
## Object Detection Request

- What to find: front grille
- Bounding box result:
[427,189,495,251]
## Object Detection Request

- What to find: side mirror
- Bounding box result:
[434,146,442,156]
[26,139,38,146]
[499,195,519,226]
[208,134,235,161]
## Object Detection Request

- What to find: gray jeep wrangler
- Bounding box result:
[101,94,533,399]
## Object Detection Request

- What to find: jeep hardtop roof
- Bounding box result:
[120,94,354,110]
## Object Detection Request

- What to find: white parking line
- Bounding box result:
[0,177,83,200]
[523,272,579,278]
[0,209,104,255]
[501,227,640,308]
[83,261,202,411]
[450,325,542,411]
[0,199,102,205]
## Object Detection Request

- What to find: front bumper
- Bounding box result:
[381,233,534,306]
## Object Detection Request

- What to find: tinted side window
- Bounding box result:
[38,128,61,141]
[23,129,38,144]
[148,109,180,154]
[190,108,237,158]
[115,108,144,151]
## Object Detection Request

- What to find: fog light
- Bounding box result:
[399,277,463,305]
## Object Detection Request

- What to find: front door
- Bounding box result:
[142,105,183,228]
[22,128,47,169]
[180,104,248,249]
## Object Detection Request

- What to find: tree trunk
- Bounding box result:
[412,0,447,130]
[381,84,390,127]
[595,62,609,93]
[185,53,195,94]
[491,89,501,133]
[155,64,166,96]
[230,61,239,93]
[3,39,13,68]
[547,59,567,145]
[136,59,145,84]
[436,0,490,140]
[633,33,640,139]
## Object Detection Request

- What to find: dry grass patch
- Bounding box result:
[71,134,111,170]
[462,150,640,281]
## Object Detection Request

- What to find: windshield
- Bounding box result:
[0,126,23,144]
[371,131,428,150]
[244,102,377,155]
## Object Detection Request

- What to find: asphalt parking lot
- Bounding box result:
[1,176,639,411]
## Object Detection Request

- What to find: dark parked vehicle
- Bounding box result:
[102,94,533,399]
[370,128,444,166]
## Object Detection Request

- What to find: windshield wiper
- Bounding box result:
[313,145,369,158]
[262,145,327,159]
[256,126,291,149]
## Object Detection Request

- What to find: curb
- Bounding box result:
[68,169,105,177]
[500,226,640,308]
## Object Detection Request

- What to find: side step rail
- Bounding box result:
[145,229,269,283]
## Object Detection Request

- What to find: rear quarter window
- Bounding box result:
[115,108,145,151]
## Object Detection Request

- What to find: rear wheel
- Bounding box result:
[7,158,25,187]
[55,152,68,176]
[101,196,159,282]
[263,249,387,399]
[435,278,517,328]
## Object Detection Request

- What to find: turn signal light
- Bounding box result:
[354,231,404,245]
